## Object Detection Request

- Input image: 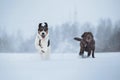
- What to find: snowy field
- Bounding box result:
[0,52,120,80]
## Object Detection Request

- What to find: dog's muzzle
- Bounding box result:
[41,32,45,38]
[40,31,47,39]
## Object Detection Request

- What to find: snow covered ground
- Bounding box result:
[0,52,120,80]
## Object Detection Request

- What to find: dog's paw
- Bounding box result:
[41,50,45,53]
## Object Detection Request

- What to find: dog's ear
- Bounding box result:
[39,23,42,28]
[38,23,42,31]
[81,32,87,38]
[89,32,94,38]
[81,33,84,38]
[44,22,48,28]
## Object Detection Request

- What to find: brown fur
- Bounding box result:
[74,32,95,58]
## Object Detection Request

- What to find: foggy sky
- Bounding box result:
[0,0,120,39]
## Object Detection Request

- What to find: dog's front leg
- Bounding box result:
[87,49,91,57]
[92,49,95,58]
[41,47,47,53]
[79,47,84,57]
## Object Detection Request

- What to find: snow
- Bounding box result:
[0,52,120,80]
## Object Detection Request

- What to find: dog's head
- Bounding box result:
[38,22,48,39]
[81,32,93,43]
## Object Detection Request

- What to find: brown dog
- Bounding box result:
[74,32,95,58]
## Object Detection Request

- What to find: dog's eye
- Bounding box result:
[44,28,48,31]
[40,29,43,31]
[38,29,42,31]
[39,27,44,31]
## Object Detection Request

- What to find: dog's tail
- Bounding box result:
[74,37,82,41]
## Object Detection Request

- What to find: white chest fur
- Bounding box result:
[35,33,50,53]
[40,39,48,51]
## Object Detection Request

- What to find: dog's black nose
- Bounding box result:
[42,33,45,35]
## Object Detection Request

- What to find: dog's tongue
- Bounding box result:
[42,35,45,38]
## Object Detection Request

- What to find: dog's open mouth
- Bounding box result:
[41,34,45,38]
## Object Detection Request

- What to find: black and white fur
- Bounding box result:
[35,22,50,59]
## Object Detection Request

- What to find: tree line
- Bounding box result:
[0,19,120,53]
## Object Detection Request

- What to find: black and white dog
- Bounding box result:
[35,22,50,59]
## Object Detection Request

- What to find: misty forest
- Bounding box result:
[0,19,120,53]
